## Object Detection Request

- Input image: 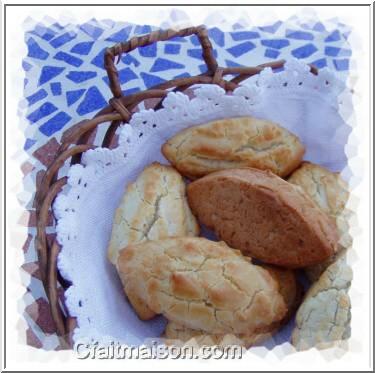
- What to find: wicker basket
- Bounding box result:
[33,25,318,348]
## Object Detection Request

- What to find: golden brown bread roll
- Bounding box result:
[187,168,338,268]
[288,162,351,280]
[117,237,287,333]
[162,117,305,179]
[164,265,302,347]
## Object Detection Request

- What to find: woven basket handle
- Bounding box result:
[104,25,218,99]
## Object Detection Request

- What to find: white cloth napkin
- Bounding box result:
[53,59,350,347]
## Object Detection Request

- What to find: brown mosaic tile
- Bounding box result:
[22,261,41,280]
[25,297,56,334]
[32,137,60,167]
[26,327,43,349]
[18,210,54,227]
[21,161,35,176]
[22,233,33,253]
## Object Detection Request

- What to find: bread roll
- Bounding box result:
[108,162,199,265]
[162,117,304,179]
[117,237,287,332]
[164,265,301,347]
[187,168,338,268]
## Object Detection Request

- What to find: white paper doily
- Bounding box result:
[53,59,351,347]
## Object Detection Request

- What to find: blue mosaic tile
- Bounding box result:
[313,22,326,32]
[164,43,181,55]
[102,67,137,84]
[325,46,351,57]
[22,61,33,72]
[138,44,157,58]
[231,22,242,30]
[76,86,107,115]
[259,21,282,34]
[66,89,86,106]
[39,111,72,136]
[66,71,97,83]
[54,51,84,67]
[38,66,65,86]
[90,48,107,69]
[70,41,94,55]
[150,57,184,72]
[105,26,132,43]
[140,72,166,88]
[261,39,290,49]
[134,25,152,35]
[264,48,280,59]
[285,29,314,40]
[173,72,191,79]
[24,138,37,150]
[333,58,349,71]
[24,78,29,88]
[310,58,327,69]
[230,31,260,41]
[198,64,208,73]
[187,48,218,60]
[208,27,225,47]
[30,24,57,41]
[226,41,255,57]
[168,36,187,43]
[121,54,140,67]
[27,102,58,123]
[52,22,64,30]
[27,37,49,60]
[26,89,48,105]
[325,30,341,42]
[50,82,62,96]
[225,59,245,67]
[291,43,318,59]
[190,35,201,46]
[80,21,104,39]
[49,31,77,48]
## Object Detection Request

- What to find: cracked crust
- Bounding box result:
[108,163,199,320]
[163,266,301,347]
[117,237,287,331]
[288,162,351,281]
[187,168,339,268]
[162,117,305,179]
[291,256,352,350]
[108,162,199,266]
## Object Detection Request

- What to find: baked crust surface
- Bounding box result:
[108,162,199,265]
[292,256,352,350]
[162,117,305,179]
[164,265,301,347]
[187,168,338,268]
[117,237,287,331]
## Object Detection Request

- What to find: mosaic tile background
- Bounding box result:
[20,15,352,350]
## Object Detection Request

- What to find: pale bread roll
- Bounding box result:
[292,255,352,351]
[288,162,351,281]
[117,237,287,332]
[187,168,338,268]
[162,116,304,179]
[108,162,199,265]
